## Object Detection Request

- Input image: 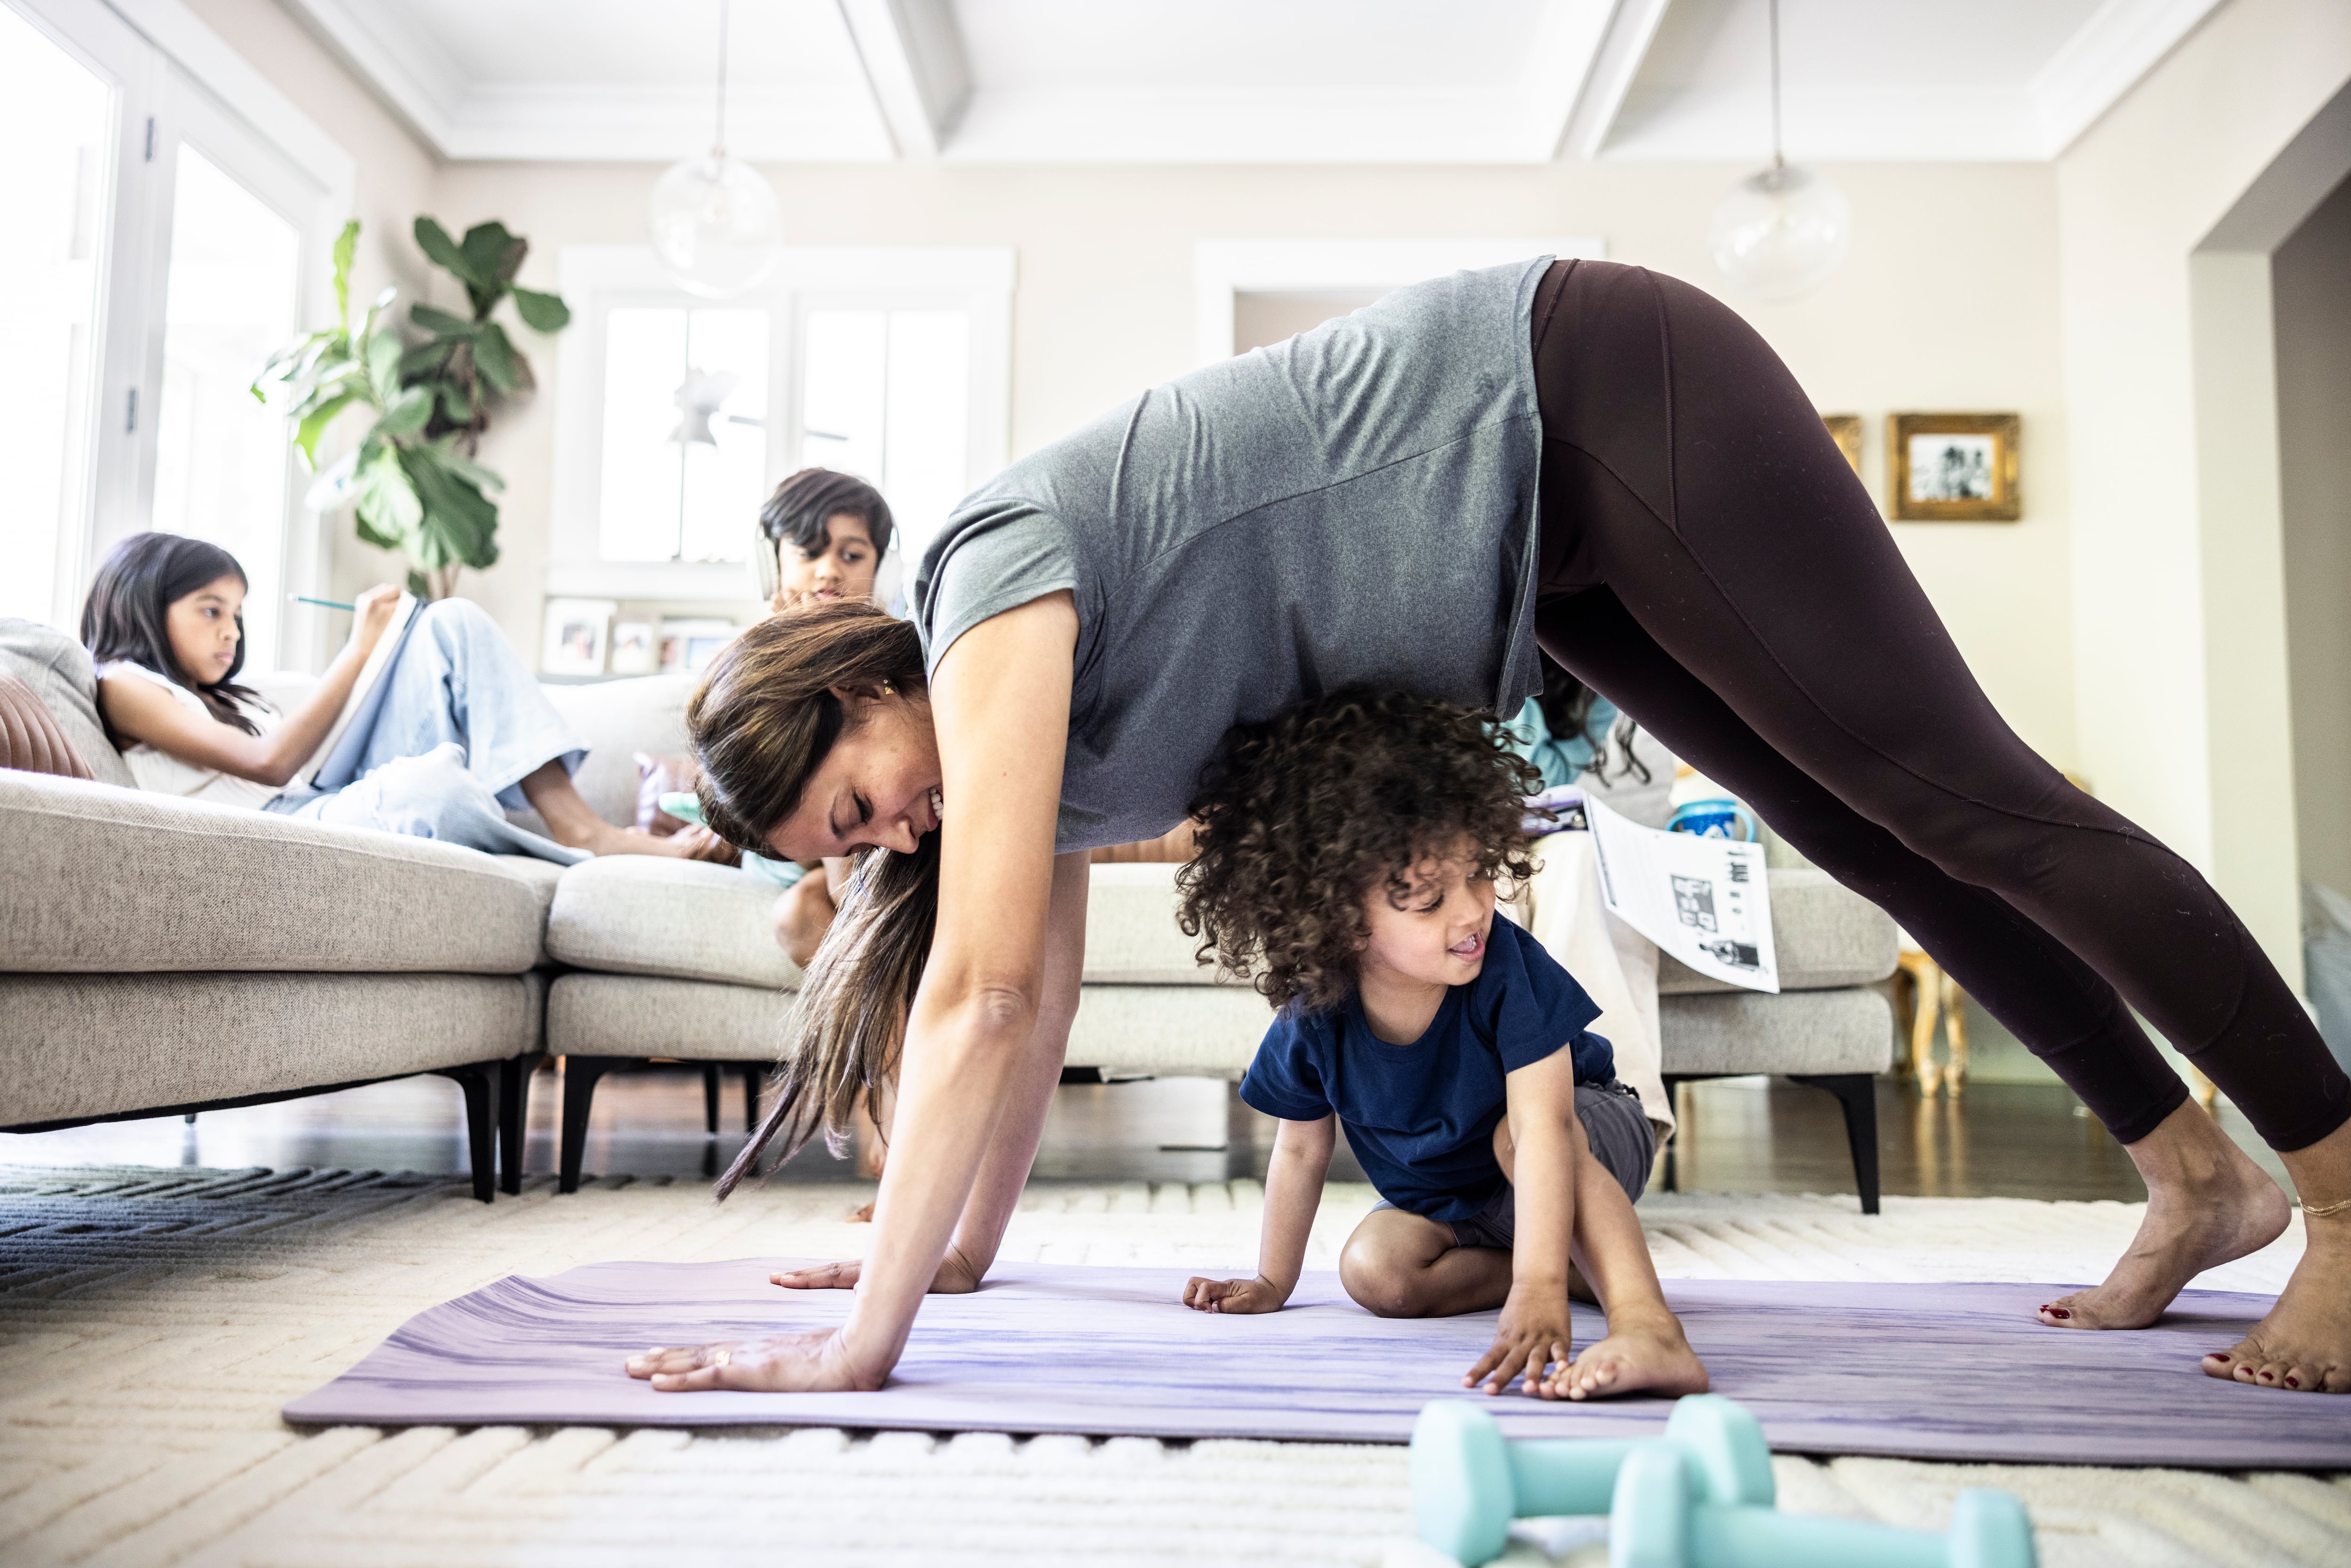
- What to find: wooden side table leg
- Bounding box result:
[2188,1064,2220,1109]
[1941,971,1969,1096]
[1905,954,1944,1097]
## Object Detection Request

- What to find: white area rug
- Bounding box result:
[0,1164,2343,1568]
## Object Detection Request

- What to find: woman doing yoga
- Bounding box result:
[627,258,2351,1397]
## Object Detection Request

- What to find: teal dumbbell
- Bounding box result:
[1410,1397,2035,1568]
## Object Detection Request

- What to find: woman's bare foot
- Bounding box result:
[2038,1100,2288,1331]
[2202,1116,2351,1392]
[1546,1306,1707,1402]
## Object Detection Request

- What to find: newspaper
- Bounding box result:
[1586,796,1779,993]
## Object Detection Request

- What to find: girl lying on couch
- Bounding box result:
[83,530,702,864]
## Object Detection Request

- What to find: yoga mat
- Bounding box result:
[284,1261,2351,1468]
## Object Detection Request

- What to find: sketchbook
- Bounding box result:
[1587,796,1779,993]
[299,592,426,793]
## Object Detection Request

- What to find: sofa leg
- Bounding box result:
[1791,1072,1881,1215]
[560,1057,631,1194]
[742,1064,762,1133]
[702,1063,722,1136]
[498,1054,540,1196]
[434,1064,501,1204]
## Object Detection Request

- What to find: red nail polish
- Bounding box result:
[2287,1376,2300,1388]
[2209,1353,2231,1362]
[2260,1371,2275,1381]
[2047,1308,2070,1319]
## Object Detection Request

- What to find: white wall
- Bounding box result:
[427,158,2081,768]
[2055,0,2351,982]
[2276,172,2351,899]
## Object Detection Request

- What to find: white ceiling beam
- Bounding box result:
[1557,0,1672,161]
[836,0,972,160]
[280,0,466,158]
[2031,0,2227,158]
[1515,0,1621,162]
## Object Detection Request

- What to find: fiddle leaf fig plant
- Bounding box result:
[254,216,569,600]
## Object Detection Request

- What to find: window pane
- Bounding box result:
[800,309,886,489]
[0,9,111,629]
[598,307,686,561]
[678,307,768,564]
[882,310,970,566]
[152,147,300,669]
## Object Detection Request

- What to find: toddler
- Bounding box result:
[1175,688,1707,1400]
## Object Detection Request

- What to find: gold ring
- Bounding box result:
[711,1348,732,1368]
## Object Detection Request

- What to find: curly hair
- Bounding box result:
[1176,687,1540,1017]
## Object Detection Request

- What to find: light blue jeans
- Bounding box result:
[264,598,590,864]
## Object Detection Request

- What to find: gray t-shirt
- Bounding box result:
[912,257,1550,853]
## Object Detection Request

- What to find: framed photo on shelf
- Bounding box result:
[659,617,740,675]
[1888,413,2021,521]
[608,621,657,676]
[1822,414,1863,478]
[541,598,616,676]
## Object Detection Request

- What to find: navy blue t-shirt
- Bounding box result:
[1239,915,1614,1223]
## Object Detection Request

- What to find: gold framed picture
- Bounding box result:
[1822,414,1862,477]
[1888,413,2020,521]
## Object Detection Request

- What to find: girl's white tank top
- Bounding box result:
[94,661,283,810]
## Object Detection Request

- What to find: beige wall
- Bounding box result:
[2055,0,2351,981]
[2276,172,2351,898]
[427,158,2081,766]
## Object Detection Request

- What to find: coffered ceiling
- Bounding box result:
[281,0,2227,164]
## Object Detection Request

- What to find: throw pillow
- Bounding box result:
[0,617,133,788]
[0,668,95,780]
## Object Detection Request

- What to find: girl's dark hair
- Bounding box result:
[759,467,895,562]
[79,532,263,740]
[1535,648,1649,786]
[686,599,933,1197]
[1176,687,1539,1017]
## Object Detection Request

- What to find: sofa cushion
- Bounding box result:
[1064,983,1280,1079]
[0,772,547,974]
[1655,867,1898,994]
[546,855,800,987]
[0,971,536,1127]
[547,971,792,1060]
[0,618,134,789]
[1657,986,1893,1076]
[1084,863,1226,984]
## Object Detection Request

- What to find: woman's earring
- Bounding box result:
[881,682,895,696]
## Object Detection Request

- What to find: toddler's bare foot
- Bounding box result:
[2203,1208,2351,1392]
[1547,1306,1707,1402]
[2039,1113,2287,1332]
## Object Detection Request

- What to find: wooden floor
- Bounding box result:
[0,1064,2292,1202]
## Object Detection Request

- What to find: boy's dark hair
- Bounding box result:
[759,467,895,561]
[1176,686,1539,1017]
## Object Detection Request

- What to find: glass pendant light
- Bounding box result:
[648,0,781,299]
[1708,0,1849,303]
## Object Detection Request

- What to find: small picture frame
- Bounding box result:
[541,598,617,676]
[1822,414,1863,479]
[1888,413,2021,521]
[608,621,657,677]
[659,617,740,675]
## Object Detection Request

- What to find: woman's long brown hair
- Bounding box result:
[688,600,936,1198]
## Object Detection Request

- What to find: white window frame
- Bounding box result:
[549,245,1015,603]
[1193,237,1608,368]
[6,0,354,663]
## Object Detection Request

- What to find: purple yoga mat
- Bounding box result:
[284,1260,2351,1468]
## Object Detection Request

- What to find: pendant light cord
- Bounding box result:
[1768,0,1783,170]
[713,0,731,158]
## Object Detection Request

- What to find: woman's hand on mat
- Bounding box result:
[1181,1274,1286,1314]
[626,1330,877,1394]
[770,1248,985,1295]
[1466,1295,1574,1397]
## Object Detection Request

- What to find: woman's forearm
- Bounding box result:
[840,990,1041,1377]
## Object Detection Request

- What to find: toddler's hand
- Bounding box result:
[1181,1275,1284,1314]
[1466,1294,1574,1397]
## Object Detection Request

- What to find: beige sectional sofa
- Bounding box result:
[0,615,1900,1206]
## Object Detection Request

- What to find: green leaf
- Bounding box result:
[413,216,481,287]
[400,444,501,571]
[436,384,475,425]
[423,433,505,492]
[459,222,524,290]
[378,385,434,439]
[405,567,433,598]
[471,322,522,394]
[303,449,360,512]
[509,286,570,334]
[353,445,423,546]
[331,219,359,329]
[364,328,404,408]
[293,389,360,469]
[408,302,479,338]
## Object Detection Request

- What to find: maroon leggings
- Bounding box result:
[1529,260,2348,1152]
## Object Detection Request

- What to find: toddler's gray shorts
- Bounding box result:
[1369,1079,1655,1252]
